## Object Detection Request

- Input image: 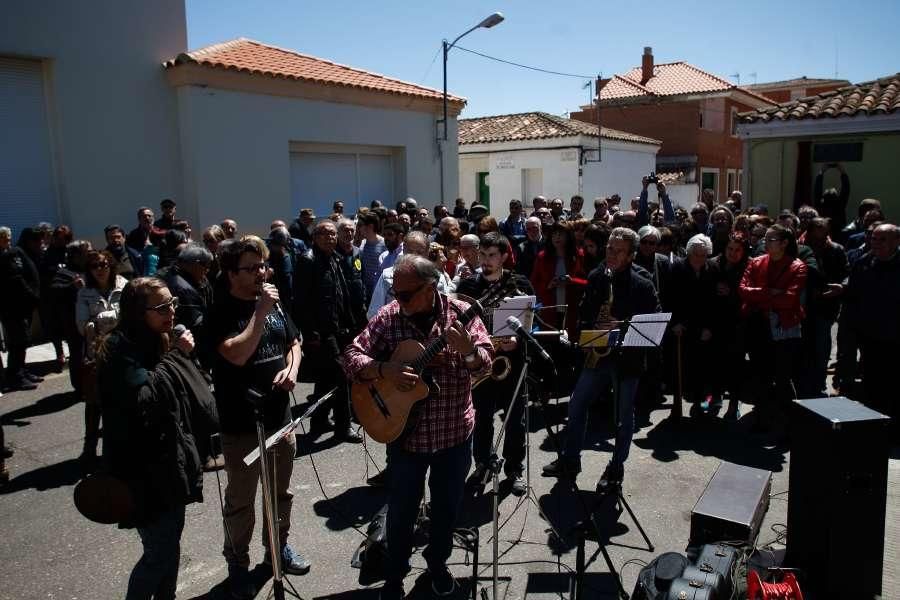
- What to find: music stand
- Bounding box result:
[244,388,304,600]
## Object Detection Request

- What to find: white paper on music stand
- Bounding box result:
[492,295,536,336]
[621,312,672,347]
[243,418,301,466]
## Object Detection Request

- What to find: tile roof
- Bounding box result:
[743,76,850,90]
[458,112,660,146]
[164,38,465,106]
[599,61,773,105]
[740,73,900,123]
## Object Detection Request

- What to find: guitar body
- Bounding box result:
[351,339,431,443]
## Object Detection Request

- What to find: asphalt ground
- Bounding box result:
[0,345,896,600]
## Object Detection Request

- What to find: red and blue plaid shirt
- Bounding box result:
[343,292,493,453]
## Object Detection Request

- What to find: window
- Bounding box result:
[700,168,719,202]
[726,169,737,195]
[730,108,739,136]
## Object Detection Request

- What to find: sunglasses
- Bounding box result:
[391,282,428,303]
[90,262,110,269]
[146,297,179,314]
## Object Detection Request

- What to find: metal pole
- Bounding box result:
[442,40,449,142]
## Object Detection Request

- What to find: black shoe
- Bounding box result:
[23,371,44,383]
[466,463,488,488]
[542,457,581,478]
[1,445,13,459]
[0,465,9,486]
[336,427,363,443]
[430,565,457,597]
[265,544,311,576]
[227,566,254,600]
[367,469,388,487]
[380,580,405,600]
[7,379,37,391]
[507,472,527,497]
[596,462,624,494]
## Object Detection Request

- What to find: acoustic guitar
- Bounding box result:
[352,281,510,443]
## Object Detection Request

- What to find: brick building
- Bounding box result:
[570,47,775,202]
[743,76,850,104]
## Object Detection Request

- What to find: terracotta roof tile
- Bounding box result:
[743,76,850,90]
[164,38,465,105]
[739,73,900,123]
[459,112,660,146]
[599,61,773,105]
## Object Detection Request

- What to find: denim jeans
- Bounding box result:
[564,362,638,467]
[126,504,186,600]
[385,436,472,584]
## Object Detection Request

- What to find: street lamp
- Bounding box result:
[442,12,504,141]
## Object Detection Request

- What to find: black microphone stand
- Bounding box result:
[248,388,303,600]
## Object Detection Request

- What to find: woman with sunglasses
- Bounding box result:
[739,225,807,437]
[75,250,128,469]
[97,277,212,600]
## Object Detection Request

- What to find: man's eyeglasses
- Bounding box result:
[236,262,267,273]
[146,297,179,314]
[391,282,428,303]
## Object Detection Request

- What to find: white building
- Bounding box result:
[1,1,464,240]
[458,112,660,213]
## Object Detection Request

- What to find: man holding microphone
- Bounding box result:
[209,239,307,600]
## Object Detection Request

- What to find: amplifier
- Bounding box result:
[689,461,771,547]
[786,397,890,600]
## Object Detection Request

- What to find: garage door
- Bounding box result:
[0,57,57,238]
[290,150,394,219]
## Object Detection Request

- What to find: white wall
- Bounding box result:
[459,138,658,213]
[177,85,458,235]
[2,0,186,241]
[581,145,658,201]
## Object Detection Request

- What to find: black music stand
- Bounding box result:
[244,388,304,600]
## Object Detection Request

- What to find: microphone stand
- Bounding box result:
[248,389,303,600]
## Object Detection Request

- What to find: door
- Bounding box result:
[290,150,394,218]
[477,172,490,212]
[0,57,57,237]
[521,168,543,208]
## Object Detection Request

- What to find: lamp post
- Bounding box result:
[438,12,504,204]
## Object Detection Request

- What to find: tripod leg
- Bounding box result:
[617,490,654,552]
[671,334,683,419]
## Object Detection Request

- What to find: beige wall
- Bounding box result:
[2,0,186,242]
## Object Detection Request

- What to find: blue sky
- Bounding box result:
[187,0,899,118]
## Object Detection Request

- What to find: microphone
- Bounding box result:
[505,316,552,363]
[173,324,205,373]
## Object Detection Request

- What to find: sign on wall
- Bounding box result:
[495,157,515,169]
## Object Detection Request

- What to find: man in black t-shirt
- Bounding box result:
[209,240,308,598]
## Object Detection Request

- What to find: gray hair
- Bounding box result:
[439,216,459,229]
[609,226,638,254]
[0,226,11,239]
[404,230,428,247]
[394,253,440,284]
[460,233,480,247]
[637,225,660,242]
[337,218,355,231]
[686,234,713,256]
[178,242,214,265]
[525,216,541,226]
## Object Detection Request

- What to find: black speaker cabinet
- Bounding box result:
[786,397,890,599]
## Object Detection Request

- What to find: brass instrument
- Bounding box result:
[472,337,514,388]
[584,269,617,368]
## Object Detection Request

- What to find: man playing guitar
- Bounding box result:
[343,254,493,600]
[456,232,535,496]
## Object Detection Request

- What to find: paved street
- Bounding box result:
[1,344,896,600]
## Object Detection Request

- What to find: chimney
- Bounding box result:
[641,46,654,85]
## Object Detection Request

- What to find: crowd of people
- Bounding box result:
[0,165,898,598]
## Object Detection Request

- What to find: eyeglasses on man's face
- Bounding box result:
[391,282,428,303]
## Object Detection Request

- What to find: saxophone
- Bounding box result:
[584,269,615,368]
[472,270,519,389]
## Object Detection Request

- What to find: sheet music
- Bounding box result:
[492,295,536,336]
[621,312,671,347]
[243,418,301,466]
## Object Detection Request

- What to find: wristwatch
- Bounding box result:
[463,350,478,365]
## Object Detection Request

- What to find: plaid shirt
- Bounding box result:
[343,292,493,453]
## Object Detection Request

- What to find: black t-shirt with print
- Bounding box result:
[209,293,301,434]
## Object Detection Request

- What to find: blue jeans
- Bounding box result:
[385,436,472,584]
[564,362,638,467]
[126,504,186,600]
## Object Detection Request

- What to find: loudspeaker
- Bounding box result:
[786,397,890,599]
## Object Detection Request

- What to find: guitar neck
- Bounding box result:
[410,304,478,372]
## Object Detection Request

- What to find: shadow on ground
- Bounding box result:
[1,391,81,427]
[0,457,82,494]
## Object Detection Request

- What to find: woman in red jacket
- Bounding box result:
[739,224,807,435]
[530,222,587,337]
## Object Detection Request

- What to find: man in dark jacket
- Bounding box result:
[105,225,144,279]
[164,243,215,371]
[811,163,850,238]
[838,223,900,431]
[543,227,659,491]
[293,221,366,442]
[0,227,42,391]
[515,216,544,278]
